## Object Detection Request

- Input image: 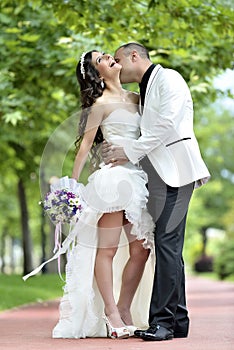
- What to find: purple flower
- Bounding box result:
[42,188,83,224]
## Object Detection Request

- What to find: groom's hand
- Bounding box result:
[102,140,129,166]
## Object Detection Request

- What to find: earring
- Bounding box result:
[101,80,104,89]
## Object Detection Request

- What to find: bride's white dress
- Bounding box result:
[25,108,155,338]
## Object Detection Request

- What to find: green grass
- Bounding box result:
[0,274,64,311]
[192,271,234,282]
[2,272,233,313]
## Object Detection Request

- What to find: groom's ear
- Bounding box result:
[131,50,138,62]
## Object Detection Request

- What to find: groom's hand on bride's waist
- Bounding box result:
[102,140,129,166]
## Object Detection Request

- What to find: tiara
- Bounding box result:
[80,51,87,79]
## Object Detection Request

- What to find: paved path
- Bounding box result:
[0,276,234,350]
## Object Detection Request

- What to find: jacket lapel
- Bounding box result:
[145,64,162,100]
[139,95,143,115]
[139,64,162,115]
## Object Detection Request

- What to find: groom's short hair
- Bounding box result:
[117,42,150,59]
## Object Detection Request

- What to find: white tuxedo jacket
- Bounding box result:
[121,64,210,188]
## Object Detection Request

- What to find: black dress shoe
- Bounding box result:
[142,325,173,341]
[134,326,188,339]
[134,329,146,338]
[134,324,158,338]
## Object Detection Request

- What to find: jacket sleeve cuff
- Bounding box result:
[117,139,144,164]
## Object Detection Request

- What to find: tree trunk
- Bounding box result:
[10,237,16,273]
[201,226,208,255]
[40,171,48,273]
[18,177,33,275]
[0,227,7,274]
[40,206,47,272]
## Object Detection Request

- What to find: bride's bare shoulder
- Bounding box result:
[126,90,139,104]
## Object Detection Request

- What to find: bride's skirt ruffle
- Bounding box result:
[79,163,155,248]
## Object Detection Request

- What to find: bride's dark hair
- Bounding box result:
[75,50,104,168]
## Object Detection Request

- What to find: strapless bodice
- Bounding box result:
[101,108,140,145]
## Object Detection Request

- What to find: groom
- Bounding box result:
[102,42,210,341]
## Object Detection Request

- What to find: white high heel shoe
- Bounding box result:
[103,315,130,339]
[124,325,138,337]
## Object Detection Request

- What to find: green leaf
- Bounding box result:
[3,111,24,126]
[5,27,22,34]
[18,33,40,42]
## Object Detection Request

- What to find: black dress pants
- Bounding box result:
[140,156,194,333]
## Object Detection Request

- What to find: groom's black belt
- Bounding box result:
[166,137,191,147]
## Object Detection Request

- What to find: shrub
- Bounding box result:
[214,240,234,280]
[194,254,213,273]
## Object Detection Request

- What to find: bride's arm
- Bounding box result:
[72,106,104,181]
[71,128,96,181]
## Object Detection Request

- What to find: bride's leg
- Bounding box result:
[95,211,124,328]
[117,218,150,325]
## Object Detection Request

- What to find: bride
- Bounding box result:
[25,50,155,339]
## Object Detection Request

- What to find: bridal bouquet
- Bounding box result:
[42,189,83,224]
[41,176,85,225]
[29,177,86,281]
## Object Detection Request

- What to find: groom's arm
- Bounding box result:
[102,132,162,166]
[102,141,129,166]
